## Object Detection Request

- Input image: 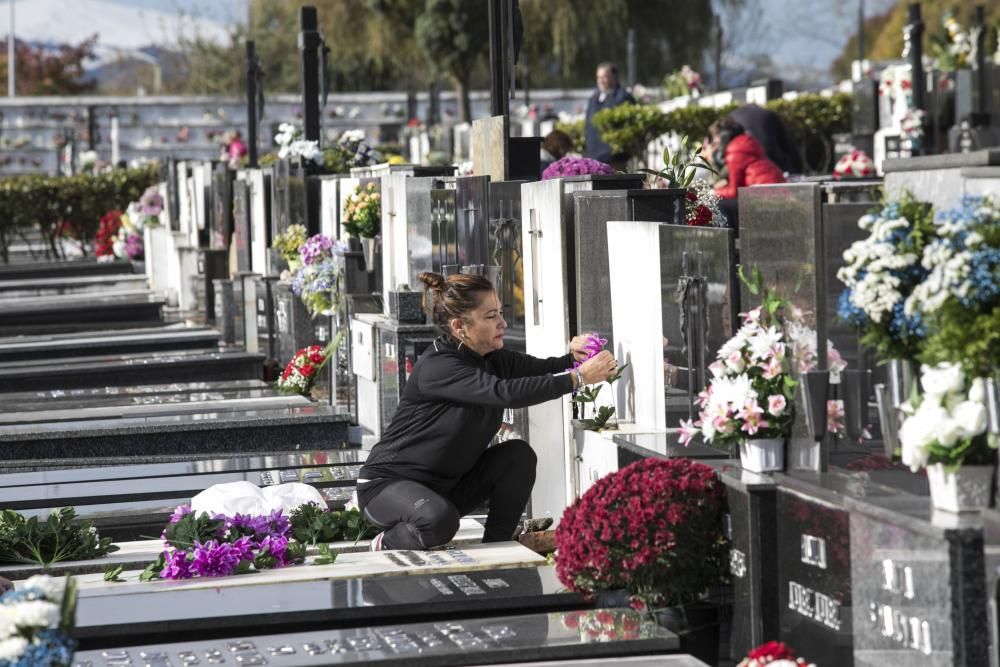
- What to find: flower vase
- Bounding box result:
[361,237,377,274]
[738,438,785,473]
[887,358,918,408]
[926,463,994,513]
[287,257,302,272]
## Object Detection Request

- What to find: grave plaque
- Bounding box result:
[254,275,279,363]
[455,175,492,273]
[74,607,677,665]
[408,176,455,287]
[573,189,685,351]
[196,249,227,322]
[274,281,315,367]
[211,162,235,251]
[244,167,272,275]
[231,179,253,274]
[488,180,528,353]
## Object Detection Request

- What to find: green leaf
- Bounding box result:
[103,564,125,582]
[313,543,338,566]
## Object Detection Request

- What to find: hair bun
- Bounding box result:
[418,272,447,291]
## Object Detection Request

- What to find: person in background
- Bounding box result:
[357,272,619,551]
[584,62,634,168]
[540,129,575,171]
[227,131,248,169]
[728,104,801,175]
[704,117,786,226]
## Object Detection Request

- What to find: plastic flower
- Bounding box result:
[190,541,241,578]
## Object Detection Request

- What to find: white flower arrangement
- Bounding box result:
[898,362,995,472]
[274,123,321,163]
[0,575,76,666]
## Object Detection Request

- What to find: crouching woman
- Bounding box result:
[357,271,618,550]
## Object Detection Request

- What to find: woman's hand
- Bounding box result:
[578,350,619,385]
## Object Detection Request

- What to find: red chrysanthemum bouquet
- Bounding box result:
[95,209,124,260]
[737,641,816,667]
[277,344,334,396]
[555,457,727,610]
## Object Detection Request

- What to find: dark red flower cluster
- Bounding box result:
[554,457,727,609]
[748,641,795,660]
[688,204,712,226]
[95,209,123,257]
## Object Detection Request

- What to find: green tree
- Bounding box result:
[832,0,1000,80]
[415,0,489,123]
[0,36,97,95]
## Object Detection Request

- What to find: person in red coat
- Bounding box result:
[707,118,786,200]
[702,117,786,226]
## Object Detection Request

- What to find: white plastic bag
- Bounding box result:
[190,481,325,516]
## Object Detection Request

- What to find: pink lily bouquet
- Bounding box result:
[679,305,796,450]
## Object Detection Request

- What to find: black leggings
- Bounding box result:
[358,439,536,550]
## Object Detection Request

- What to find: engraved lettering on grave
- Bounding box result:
[788,581,842,631]
[265,646,295,656]
[868,602,933,655]
[881,558,915,599]
[429,577,454,595]
[177,651,198,664]
[800,534,827,569]
[483,578,509,589]
[276,301,289,334]
[448,574,485,595]
[729,548,747,578]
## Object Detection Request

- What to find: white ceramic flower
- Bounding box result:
[12,600,60,630]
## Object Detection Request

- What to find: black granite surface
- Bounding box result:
[882,148,1000,172]
[73,606,677,666]
[388,290,426,324]
[0,406,351,461]
[0,349,264,392]
[0,259,134,280]
[612,432,731,466]
[73,566,587,648]
[0,379,271,410]
[0,326,219,362]
[0,448,365,486]
[3,387,285,414]
[0,274,147,297]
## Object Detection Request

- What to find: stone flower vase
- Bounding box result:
[738,438,785,473]
[926,463,994,513]
[361,236,378,273]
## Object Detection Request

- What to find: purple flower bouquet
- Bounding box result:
[542,156,615,180]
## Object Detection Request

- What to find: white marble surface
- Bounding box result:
[245,169,269,274]
[2,518,485,580]
[66,541,542,597]
[381,170,414,305]
[608,220,668,430]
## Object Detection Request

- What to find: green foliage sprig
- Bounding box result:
[289,504,380,546]
[0,508,119,567]
[641,135,718,188]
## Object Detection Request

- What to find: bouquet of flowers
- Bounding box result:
[272,224,308,266]
[906,195,1000,377]
[0,575,77,666]
[274,123,321,163]
[290,233,348,316]
[94,210,123,260]
[558,609,652,643]
[111,211,144,262]
[898,362,994,472]
[342,183,381,239]
[555,457,727,610]
[322,129,380,174]
[124,186,163,228]
[931,13,973,71]
[837,194,935,360]
[737,641,816,667]
[832,149,875,180]
[900,109,927,143]
[663,65,703,99]
[542,156,614,180]
[277,344,336,396]
[570,333,627,431]
[139,505,305,582]
[678,301,796,450]
[684,179,725,227]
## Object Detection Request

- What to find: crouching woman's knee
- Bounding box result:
[413,496,460,549]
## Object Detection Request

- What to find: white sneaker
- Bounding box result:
[369,531,386,551]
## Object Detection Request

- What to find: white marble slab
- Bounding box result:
[2,518,485,580]
[608,220,668,430]
[380,170,413,304]
[319,177,341,240]
[245,169,270,274]
[63,541,542,597]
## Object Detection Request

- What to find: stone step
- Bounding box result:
[0,273,148,297]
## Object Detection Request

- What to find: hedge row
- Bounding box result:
[0,166,159,261]
[589,92,852,174]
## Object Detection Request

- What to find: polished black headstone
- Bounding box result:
[374,320,438,433]
[612,432,730,466]
[274,281,317,367]
[232,179,253,273]
[0,293,165,336]
[0,326,219,363]
[211,162,235,251]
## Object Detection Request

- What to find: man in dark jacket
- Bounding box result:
[584,62,634,166]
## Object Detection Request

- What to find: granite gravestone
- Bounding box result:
[573,189,685,352]
[211,162,235,251]
[274,281,316,367]
[607,222,737,431]
[488,180,528,354]
[520,175,644,520]
[374,319,438,435]
[196,249,227,323]
[455,175,492,274]
[0,293,165,336]
[0,327,218,363]
[430,181,460,275]
[231,178,253,274]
